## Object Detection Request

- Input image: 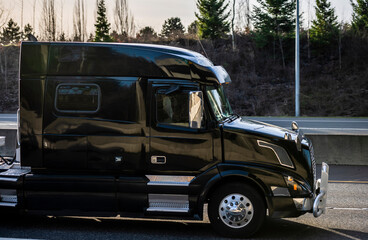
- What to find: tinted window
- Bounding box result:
[56,84,100,112]
[156,92,189,127]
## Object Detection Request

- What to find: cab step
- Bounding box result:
[0,166,30,208]
[146,194,189,213]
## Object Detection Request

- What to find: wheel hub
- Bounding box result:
[219,193,254,228]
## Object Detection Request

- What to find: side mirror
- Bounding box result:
[189,91,204,129]
[291,121,299,131]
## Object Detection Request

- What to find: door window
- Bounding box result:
[156,92,189,127]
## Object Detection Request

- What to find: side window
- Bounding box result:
[156,91,189,127]
[55,84,100,113]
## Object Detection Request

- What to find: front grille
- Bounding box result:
[309,142,317,189]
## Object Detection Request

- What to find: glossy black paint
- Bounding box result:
[13,42,316,221]
[41,76,147,173]
[147,79,220,174]
[222,118,314,195]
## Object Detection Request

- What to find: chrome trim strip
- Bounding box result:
[0,202,16,207]
[146,175,194,186]
[146,207,189,213]
[147,182,190,186]
[0,177,18,182]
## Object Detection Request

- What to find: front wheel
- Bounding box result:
[208,183,266,238]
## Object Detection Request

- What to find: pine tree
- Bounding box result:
[1,19,21,44]
[22,23,34,40]
[252,0,296,68]
[59,32,66,41]
[161,17,185,39]
[139,26,157,40]
[94,0,112,42]
[351,0,368,32]
[195,0,230,39]
[23,24,33,36]
[310,0,339,48]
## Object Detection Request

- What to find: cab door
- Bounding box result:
[147,79,217,174]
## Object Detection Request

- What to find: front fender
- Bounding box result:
[197,163,293,218]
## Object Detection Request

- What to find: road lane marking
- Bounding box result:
[329,180,368,184]
[0,238,42,240]
[249,119,368,123]
[301,127,368,131]
[319,227,362,240]
[327,207,368,211]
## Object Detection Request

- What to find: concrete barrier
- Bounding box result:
[307,134,368,166]
[0,129,367,165]
[0,129,16,157]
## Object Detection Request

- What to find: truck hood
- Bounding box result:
[222,117,296,140]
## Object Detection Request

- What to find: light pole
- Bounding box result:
[295,0,300,117]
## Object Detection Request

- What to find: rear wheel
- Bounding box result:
[208,183,266,238]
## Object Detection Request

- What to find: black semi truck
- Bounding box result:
[0,42,329,238]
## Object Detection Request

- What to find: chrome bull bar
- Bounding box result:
[313,162,329,217]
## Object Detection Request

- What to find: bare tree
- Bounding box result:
[0,2,11,94]
[73,0,87,41]
[236,0,250,32]
[0,1,9,29]
[307,0,311,61]
[20,0,23,29]
[114,0,135,37]
[60,0,64,37]
[32,0,36,31]
[40,0,57,41]
[231,0,236,50]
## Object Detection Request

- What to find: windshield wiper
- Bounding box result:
[222,114,239,123]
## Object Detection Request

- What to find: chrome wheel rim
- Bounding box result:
[218,193,254,228]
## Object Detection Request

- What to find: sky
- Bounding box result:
[1,0,354,38]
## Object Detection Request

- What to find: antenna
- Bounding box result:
[196,35,208,59]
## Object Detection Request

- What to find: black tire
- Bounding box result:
[208,183,266,238]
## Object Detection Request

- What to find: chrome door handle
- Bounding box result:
[151,156,166,164]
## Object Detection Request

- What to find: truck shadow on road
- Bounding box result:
[0,214,366,240]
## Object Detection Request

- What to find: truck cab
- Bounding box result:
[0,42,329,238]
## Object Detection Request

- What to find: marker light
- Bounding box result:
[284,176,312,197]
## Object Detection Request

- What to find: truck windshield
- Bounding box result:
[206,85,233,121]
